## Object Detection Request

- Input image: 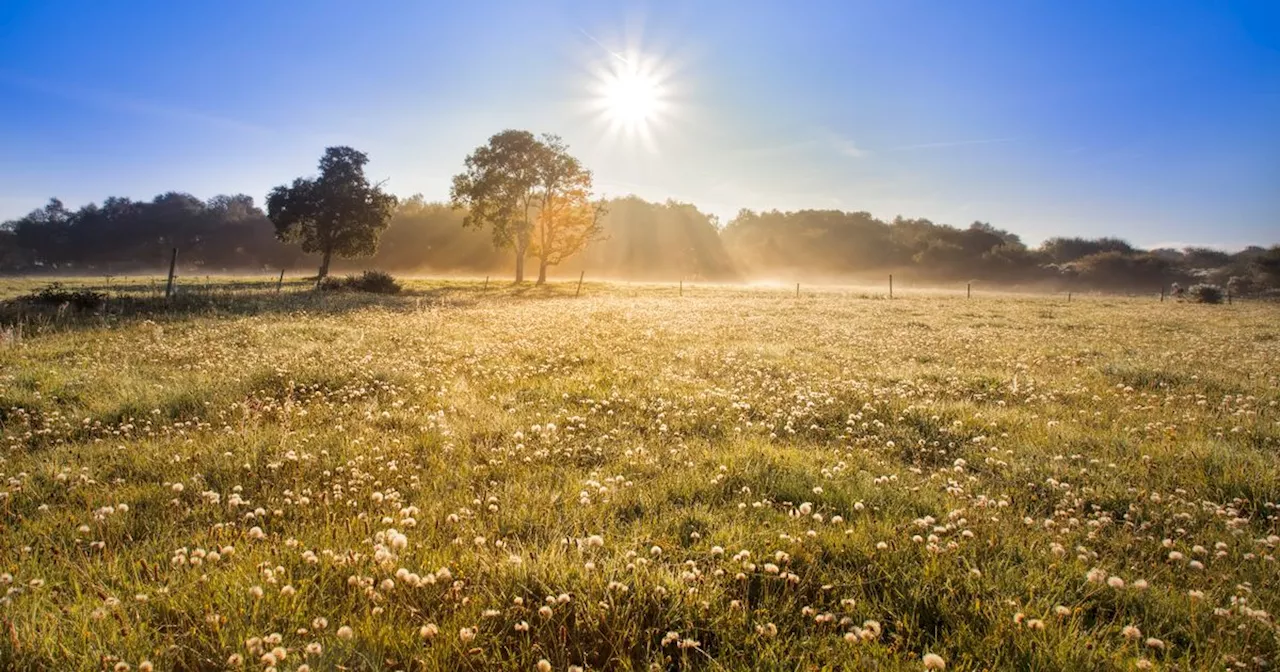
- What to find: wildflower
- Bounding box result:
[537,660,552,672]
[420,623,438,639]
[923,652,947,669]
[1107,576,1125,589]
[459,627,476,642]
[337,626,354,640]
[1122,625,1142,640]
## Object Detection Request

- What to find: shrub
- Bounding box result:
[344,270,402,294]
[22,283,108,311]
[317,276,345,292]
[1187,283,1224,304]
[317,271,402,294]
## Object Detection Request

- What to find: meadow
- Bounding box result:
[0,277,1277,671]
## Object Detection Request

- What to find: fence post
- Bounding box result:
[576,271,585,297]
[796,282,800,298]
[1067,291,1072,303]
[1227,289,1232,305]
[484,276,489,290]
[277,269,285,293]
[165,248,178,298]
[679,279,683,297]
[967,282,971,299]
[889,274,893,300]
[1160,286,1165,302]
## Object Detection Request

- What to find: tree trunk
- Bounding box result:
[318,248,332,280]
[514,251,525,283]
[536,260,548,285]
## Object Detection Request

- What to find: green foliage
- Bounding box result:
[20,282,107,311]
[451,130,604,283]
[450,130,545,282]
[267,146,398,279]
[342,269,402,294]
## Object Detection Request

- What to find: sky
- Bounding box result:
[1,0,1277,249]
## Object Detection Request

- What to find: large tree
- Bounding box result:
[267,146,397,280]
[450,130,544,282]
[529,135,604,284]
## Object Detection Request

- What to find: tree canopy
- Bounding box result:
[449,130,545,283]
[266,146,398,279]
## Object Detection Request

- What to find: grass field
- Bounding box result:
[1,278,1278,671]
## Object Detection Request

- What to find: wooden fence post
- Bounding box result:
[484,276,489,290]
[679,280,683,297]
[165,248,177,298]
[889,274,893,299]
[576,271,585,297]
[276,269,285,293]
[967,282,971,299]
[796,282,800,298]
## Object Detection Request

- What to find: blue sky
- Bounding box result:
[1,0,1277,248]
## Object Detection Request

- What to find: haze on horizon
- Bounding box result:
[1,0,1277,250]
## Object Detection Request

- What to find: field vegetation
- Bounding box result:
[0,278,1277,671]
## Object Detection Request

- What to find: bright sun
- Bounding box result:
[588,50,673,146]
[601,64,660,127]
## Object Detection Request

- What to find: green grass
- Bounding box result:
[0,277,1277,671]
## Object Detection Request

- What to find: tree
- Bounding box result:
[528,135,603,284]
[1252,245,1280,287]
[450,130,544,283]
[266,146,397,280]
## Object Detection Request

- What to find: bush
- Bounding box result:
[317,271,402,294]
[21,283,108,311]
[1187,283,1224,304]
[345,270,402,294]
[316,276,345,292]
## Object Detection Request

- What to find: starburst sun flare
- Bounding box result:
[588,51,673,144]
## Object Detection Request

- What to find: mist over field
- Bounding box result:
[4,193,1279,296]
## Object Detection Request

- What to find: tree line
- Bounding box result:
[2,134,1278,294]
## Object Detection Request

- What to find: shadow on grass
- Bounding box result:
[0,285,490,337]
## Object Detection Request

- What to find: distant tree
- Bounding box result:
[529,135,603,284]
[450,130,544,283]
[266,146,397,280]
[1038,237,1134,264]
[1181,246,1231,269]
[1252,245,1280,287]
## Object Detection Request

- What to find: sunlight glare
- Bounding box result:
[587,49,675,149]
[602,63,660,127]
